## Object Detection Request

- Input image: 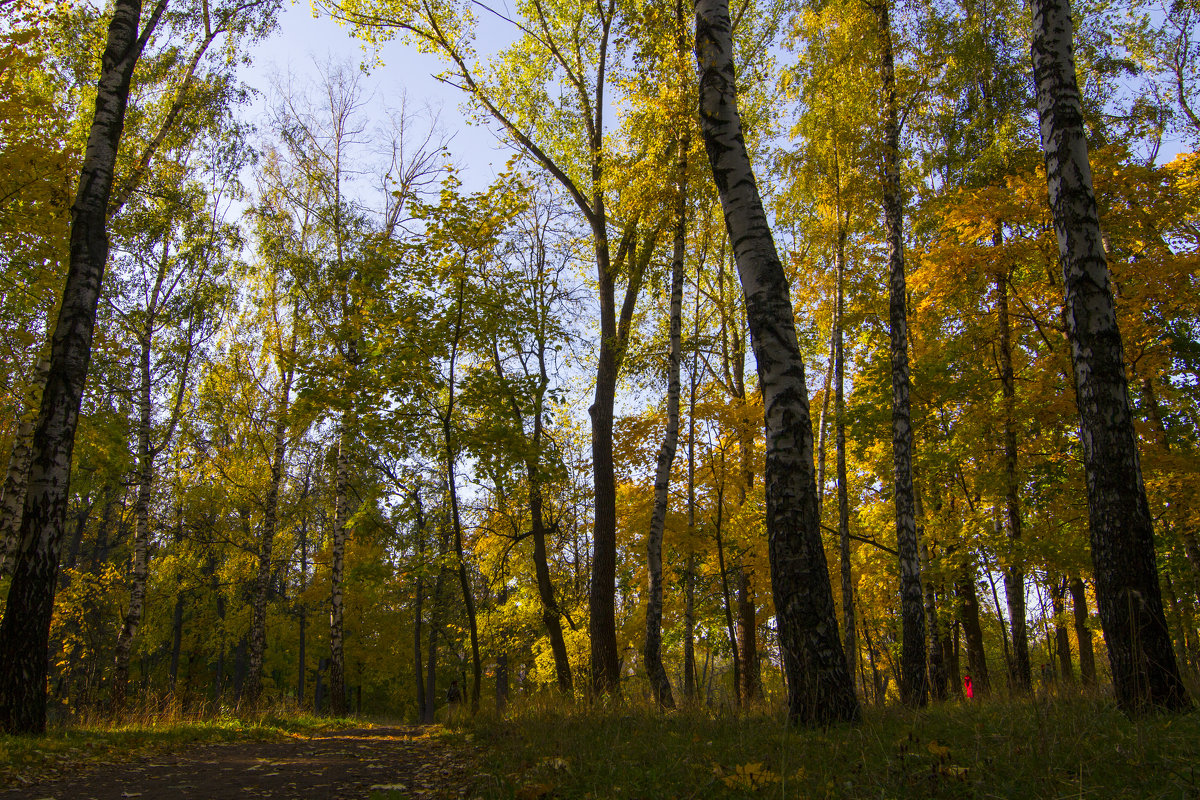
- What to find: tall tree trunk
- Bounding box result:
[245,358,295,707]
[1031,0,1191,713]
[644,138,686,710]
[298,490,308,705]
[111,327,157,708]
[1069,576,1096,685]
[916,492,947,700]
[816,337,835,522]
[447,459,480,713]
[1050,576,1074,681]
[956,557,990,693]
[834,216,855,685]
[995,268,1032,691]
[711,478,741,699]
[695,0,859,725]
[168,592,184,689]
[329,420,352,715]
[529,470,572,695]
[0,0,166,733]
[683,288,700,703]
[588,227,654,696]
[412,490,427,720]
[875,0,927,709]
[444,280,482,713]
[496,584,509,710]
[423,517,451,724]
[737,569,759,702]
[0,358,48,580]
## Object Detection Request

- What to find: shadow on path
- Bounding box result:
[0,726,475,800]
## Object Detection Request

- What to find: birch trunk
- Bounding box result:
[0,358,48,580]
[874,0,927,709]
[0,0,166,734]
[995,268,1031,690]
[1032,0,1190,713]
[695,0,858,725]
[644,138,686,710]
[111,324,156,707]
[329,420,351,715]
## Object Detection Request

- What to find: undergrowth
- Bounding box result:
[448,690,1200,799]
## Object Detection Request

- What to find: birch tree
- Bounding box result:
[1030,0,1192,714]
[0,0,170,734]
[695,0,859,725]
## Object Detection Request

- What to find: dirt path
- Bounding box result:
[0,727,477,800]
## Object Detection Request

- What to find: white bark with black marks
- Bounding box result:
[695,0,858,725]
[0,0,168,734]
[1032,0,1190,714]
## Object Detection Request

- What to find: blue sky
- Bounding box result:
[242,0,520,190]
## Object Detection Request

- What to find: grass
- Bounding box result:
[6,690,1198,799]
[443,689,1200,799]
[0,699,358,790]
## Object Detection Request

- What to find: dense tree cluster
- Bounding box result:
[1,0,1197,733]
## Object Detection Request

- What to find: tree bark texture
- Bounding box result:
[0,0,165,734]
[329,421,351,715]
[695,0,859,725]
[0,359,48,580]
[737,569,759,702]
[1031,0,1191,713]
[875,0,928,709]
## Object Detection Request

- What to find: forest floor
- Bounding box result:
[0,721,475,800]
[458,689,1200,799]
[2,691,1199,799]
